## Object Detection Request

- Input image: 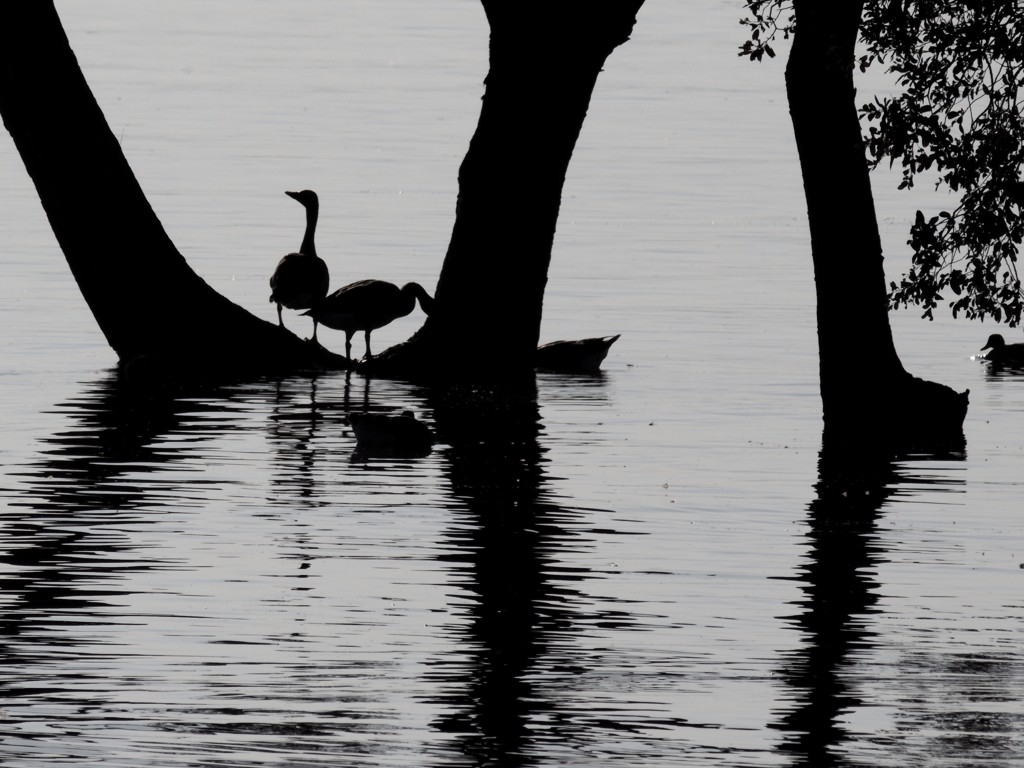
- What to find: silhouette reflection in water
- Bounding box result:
[773,436,966,766]
[1,368,669,765]
[264,372,658,761]
[266,375,325,504]
[981,358,1024,380]
[422,379,667,765]
[0,371,242,746]
[14,372,233,514]
[265,372,373,501]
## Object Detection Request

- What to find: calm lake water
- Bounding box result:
[1,2,1023,766]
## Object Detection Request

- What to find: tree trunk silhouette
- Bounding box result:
[786,0,968,444]
[0,3,345,379]
[2,2,643,383]
[368,1,645,379]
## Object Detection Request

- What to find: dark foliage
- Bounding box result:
[739,0,794,61]
[741,0,1024,326]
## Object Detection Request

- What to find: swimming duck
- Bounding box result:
[347,410,433,454]
[304,279,434,360]
[535,334,620,373]
[980,333,1024,364]
[269,189,330,341]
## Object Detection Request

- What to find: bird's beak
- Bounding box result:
[285,190,299,201]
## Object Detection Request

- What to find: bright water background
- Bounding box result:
[1,2,1023,766]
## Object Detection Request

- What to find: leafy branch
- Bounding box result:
[739,0,794,61]
[741,0,1024,326]
[859,1,1024,325]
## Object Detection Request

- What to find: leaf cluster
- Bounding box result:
[739,1,794,62]
[860,1,1024,325]
[740,0,1024,326]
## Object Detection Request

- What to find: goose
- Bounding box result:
[980,333,1024,364]
[347,410,433,454]
[535,334,620,373]
[269,189,330,341]
[304,279,434,360]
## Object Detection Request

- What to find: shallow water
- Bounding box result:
[1,2,1024,766]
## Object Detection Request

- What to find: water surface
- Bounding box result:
[1,2,1023,766]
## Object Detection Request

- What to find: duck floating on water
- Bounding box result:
[304,279,434,360]
[269,189,330,341]
[979,333,1024,364]
[535,334,620,373]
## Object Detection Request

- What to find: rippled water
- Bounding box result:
[2,1,1024,766]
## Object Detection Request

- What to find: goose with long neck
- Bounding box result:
[269,189,330,341]
[304,279,434,360]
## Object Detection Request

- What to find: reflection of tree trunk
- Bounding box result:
[369,1,645,378]
[0,5,345,376]
[426,384,549,760]
[786,0,968,442]
[773,437,965,764]
[773,445,893,764]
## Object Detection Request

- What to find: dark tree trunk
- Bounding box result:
[786,0,967,444]
[3,2,642,383]
[368,1,645,379]
[0,3,344,379]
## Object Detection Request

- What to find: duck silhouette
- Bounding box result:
[304,279,434,360]
[269,189,330,341]
[980,333,1024,364]
[535,334,620,373]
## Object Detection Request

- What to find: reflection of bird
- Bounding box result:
[980,333,1024,364]
[269,190,330,341]
[347,410,433,454]
[535,334,620,373]
[304,279,434,360]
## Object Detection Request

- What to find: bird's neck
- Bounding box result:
[300,206,318,257]
[404,283,435,316]
[416,285,435,316]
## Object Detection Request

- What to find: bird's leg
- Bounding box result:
[311,319,320,345]
[345,331,354,361]
[276,303,284,327]
[364,330,373,360]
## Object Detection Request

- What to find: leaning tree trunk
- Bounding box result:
[368,1,645,379]
[786,0,968,444]
[0,3,344,379]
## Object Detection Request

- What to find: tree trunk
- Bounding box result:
[0,3,344,379]
[786,0,968,444]
[368,1,645,379]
